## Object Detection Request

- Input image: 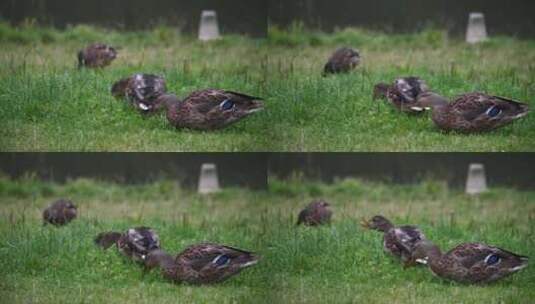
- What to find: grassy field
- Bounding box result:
[1,23,535,151]
[1,176,534,303]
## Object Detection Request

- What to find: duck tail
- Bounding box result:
[239,253,261,269]
[94,231,122,249]
[492,96,531,121]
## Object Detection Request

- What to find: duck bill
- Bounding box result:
[360,218,371,229]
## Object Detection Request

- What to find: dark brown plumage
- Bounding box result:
[411,241,528,284]
[361,215,426,264]
[373,77,430,113]
[296,199,332,226]
[419,92,530,133]
[111,74,167,113]
[78,43,117,68]
[323,47,361,75]
[42,199,77,226]
[95,227,160,263]
[145,243,259,285]
[162,89,264,130]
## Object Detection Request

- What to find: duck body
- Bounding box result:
[373,77,430,113]
[42,199,77,226]
[427,92,530,133]
[296,199,332,226]
[362,215,426,263]
[164,89,264,130]
[145,243,259,284]
[323,47,360,75]
[78,43,117,68]
[416,241,529,284]
[111,74,167,113]
[95,227,160,263]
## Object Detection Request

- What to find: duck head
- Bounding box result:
[63,200,77,218]
[361,215,394,232]
[314,200,331,209]
[373,83,390,100]
[111,78,130,98]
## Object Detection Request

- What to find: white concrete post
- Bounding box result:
[199,10,221,41]
[198,163,220,194]
[466,12,488,44]
[466,163,488,194]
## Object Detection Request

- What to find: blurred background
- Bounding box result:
[1,153,534,190]
[270,0,535,38]
[4,1,535,38]
[0,153,268,190]
[269,153,535,190]
[0,0,268,37]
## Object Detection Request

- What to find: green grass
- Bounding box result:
[1,175,534,303]
[1,24,535,151]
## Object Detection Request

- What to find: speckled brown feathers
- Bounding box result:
[111,74,167,113]
[78,43,117,68]
[373,77,430,113]
[428,92,530,133]
[412,241,528,284]
[323,47,361,75]
[42,199,77,226]
[163,89,264,130]
[297,199,332,226]
[95,227,161,263]
[146,243,259,284]
[362,215,426,263]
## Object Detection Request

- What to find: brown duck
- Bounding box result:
[111,74,167,113]
[323,47,361,75]
[373,77,430,113]
[144,243,259,285]
[296,199,332,226]
[361,215,427,264]
[95,227,160,263]
[78,43,117,68]
[161,89,264,130]
[42,199,77,226]
[409,240,528,284]
[417,91,530,133]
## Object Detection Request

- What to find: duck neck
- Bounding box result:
[423,244,443,269]
[378,220,394,233]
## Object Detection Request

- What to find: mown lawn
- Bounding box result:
[0,176,533,303]
[1,24,535,151]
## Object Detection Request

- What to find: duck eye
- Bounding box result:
[213,254,231,266]
[486,106,502,117]
[485,254,500,265]
[220,99,235,111]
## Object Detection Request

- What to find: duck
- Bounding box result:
[144,243,260,284]
[161,89,264,130]
[361,215,427,264]
[417,91,530,133]
[373,77,430,113]
[408,240,529,284]
[95,227,160,263]
[111,74,167,113]
[42,199,77,226]
[78,43,117,68]
[296,199,332,226]
[323,47,361,76]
